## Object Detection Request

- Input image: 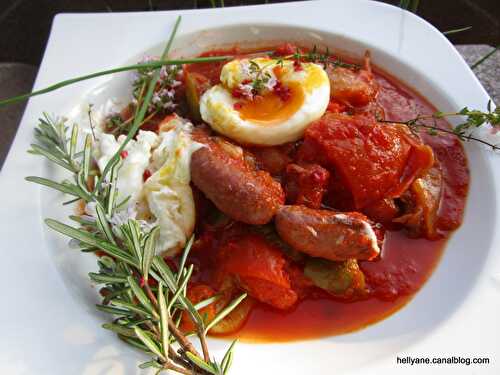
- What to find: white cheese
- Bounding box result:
[143,117,204,255]
[93,130,158,207]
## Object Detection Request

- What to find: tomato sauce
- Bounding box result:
[183,47,469,342]
[235,232,446,342]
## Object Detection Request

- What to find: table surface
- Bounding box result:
[0,44,498,168]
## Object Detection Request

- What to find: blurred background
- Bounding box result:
[1,0,498,65]
[0,0,499,167]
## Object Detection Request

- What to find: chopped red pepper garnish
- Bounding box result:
[233,102,243,110]
[120,150,128,159]
[273,81,291,101]
[139,276,146,287]
[231,86,246,99]
[293,59,303,72]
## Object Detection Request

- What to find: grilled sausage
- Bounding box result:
[275,205,381,261]
[191,131,285,225]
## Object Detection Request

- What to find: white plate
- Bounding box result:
[1,1,499,374]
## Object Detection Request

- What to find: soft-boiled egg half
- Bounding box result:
[199,57,330,146]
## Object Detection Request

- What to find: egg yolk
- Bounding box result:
[237,82,304,125]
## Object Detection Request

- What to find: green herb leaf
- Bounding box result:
[442,26,472,35]
[102,322,136,337]
[26,176,83,198]
[142,227,160,279]
[134,326,165,361]
[176,235,194,283]
[28,144,75,172]
[138,360,161,369]
[95,203,116,244]
[167,264,193,311]
[45,218,137,266]
[96,304,134,317]
[157,283,170,358]
[205,293,247,334]
[185,351,216,374]
[89,272,128,284]
[221,339,237,374]
[69,123,78,160]
[127,275,157,317]
[110,299,153,318]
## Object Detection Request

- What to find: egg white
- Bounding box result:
[200,58,330,146]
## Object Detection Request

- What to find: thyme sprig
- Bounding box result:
[133,57,182,113]
[290,45,360,70]
[238,46,358,99]
[379,101,500,150]
[248,60,275,94]
[25,16,246,374]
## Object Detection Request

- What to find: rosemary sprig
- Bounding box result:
[25,16,245,374]
[30,104,245,375]
[379,101,500,150]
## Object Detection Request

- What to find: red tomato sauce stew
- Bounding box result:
[132,45,469,341]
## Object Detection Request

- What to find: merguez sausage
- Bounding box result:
[275,205,381,261]
[191,131,285,225]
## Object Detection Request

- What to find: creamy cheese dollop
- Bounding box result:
[93,130,158,207]
[143,117,204,255]
[91,115,203,256]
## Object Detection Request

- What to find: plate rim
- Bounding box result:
[1,1,498,374]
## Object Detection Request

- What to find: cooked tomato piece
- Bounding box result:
[286,263,314,299]
[284,163,330,209]
[362,198,399,226]
[303,113,434,209]
[184,47,241,84]
[327,67,377,108]
[217,234,298,310]
[323,169,355,211]
[327,52,378,108]
[326,98,348,114]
